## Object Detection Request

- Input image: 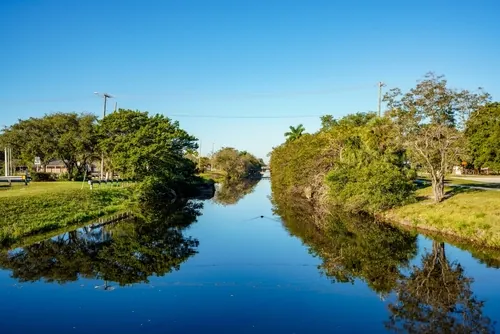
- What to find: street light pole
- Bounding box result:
[377,82,386,117]
[94,92,113,180]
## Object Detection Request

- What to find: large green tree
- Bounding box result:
[465,102,500,172]
[46,112,98,178]
[98,109,198,180]
[384,73,490,202]
[0,112,97,177]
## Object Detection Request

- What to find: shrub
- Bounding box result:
[31,172,57,182]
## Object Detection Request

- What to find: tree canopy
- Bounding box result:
[465,102,500,172]
[271,112,415,213]
[99,109,198,180]
[284,124,305,142]
[212,147,262,180]
[0,112,97,177]
[384,72,490,202]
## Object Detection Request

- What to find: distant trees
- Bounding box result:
[465,102,500,172]
[212,147,263,180]
[384,72,490,202]
[0,112,98,177]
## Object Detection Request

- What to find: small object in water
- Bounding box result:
[260,215,264,218]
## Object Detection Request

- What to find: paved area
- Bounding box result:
[450,176,500,184]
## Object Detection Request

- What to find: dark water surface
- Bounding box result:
[1,179,499,333]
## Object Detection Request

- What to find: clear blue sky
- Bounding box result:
[1,0,499,161]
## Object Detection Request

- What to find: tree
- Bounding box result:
[284,124,305,142]
[213,178,260,206]
[99,109,198,180]
[0,117,55,171]
[46,112,98,178]
[465,102,500,172]
[212,147,262,180]
[271,112,415,213]
[0,113,98,177]
[384,73,490,202]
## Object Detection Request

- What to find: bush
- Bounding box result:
[270,113,416,213]
[31,172,57,182]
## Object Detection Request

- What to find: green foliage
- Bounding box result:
[212,147,262,180]
[465,102,500,172]
[0,112,97,179]
[271,112,415,213]
[284,124,305,142]
[326,116,416,212]
[31,172,56,182]
[384,72,491,202]
[99,109,198,182]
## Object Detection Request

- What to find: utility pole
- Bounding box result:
[198,140,202,169]
[211,142,215,171]
[94,92,113,180]
[9,147,13,176]
[378,82,385,117]
[4,147,8,177]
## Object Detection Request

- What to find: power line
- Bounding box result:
[0,84,377,105]
[167,114,324,119]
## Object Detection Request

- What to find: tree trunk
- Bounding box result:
[432,174,445,203]
[432,241,446,261]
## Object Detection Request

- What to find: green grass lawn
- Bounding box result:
[385,186,500,248]
[0,181,133,247]
[199,170,227,183]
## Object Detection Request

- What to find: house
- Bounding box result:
[41,160,100,175]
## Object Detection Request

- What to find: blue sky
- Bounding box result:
[1,0,499,161]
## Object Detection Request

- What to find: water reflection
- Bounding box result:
[387,241,495,333]
[272,194,494,331]
[272,196,418,294]
[212,178,260,206]
[0,200,203,286]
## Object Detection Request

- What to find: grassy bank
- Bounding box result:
[0,182,133,246]
[198,170,227,183]
[383,185,500,248]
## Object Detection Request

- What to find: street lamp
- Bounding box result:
[95,92,113,180]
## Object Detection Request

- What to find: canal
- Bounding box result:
[0,179,499,333]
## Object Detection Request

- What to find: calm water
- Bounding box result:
[1,179,499,333]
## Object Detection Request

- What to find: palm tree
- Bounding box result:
[284,124,305,142]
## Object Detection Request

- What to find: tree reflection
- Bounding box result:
[387,241,494,333]
[272,195,418,295]
[212,178,260,206]
[0,200,203,286]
